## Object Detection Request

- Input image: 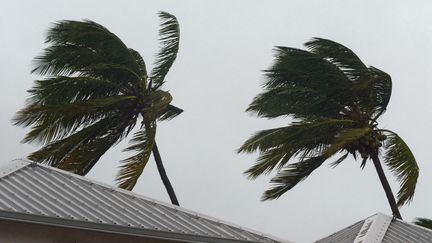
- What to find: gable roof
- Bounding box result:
[315,213,432,243]
[0,160,288,243]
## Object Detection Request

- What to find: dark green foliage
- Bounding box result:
[413,218,432,230]
[239,38,419,207]
[262,156,326,200]
[14,12,182,191]
[383,131,419,206]
[151,12,180,89]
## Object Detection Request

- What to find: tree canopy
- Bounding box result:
[239,38,419,218]
[14,12,182,196]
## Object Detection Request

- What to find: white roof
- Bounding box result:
[0,160,288,243]
[315,213,432,243]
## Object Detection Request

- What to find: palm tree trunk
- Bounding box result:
[152,141,180,206]
[370,152,402,219]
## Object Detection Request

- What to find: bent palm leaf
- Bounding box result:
[118,122,157,190]
[382,131,419,206]
[262,156,327,200]
[151,12,180,89]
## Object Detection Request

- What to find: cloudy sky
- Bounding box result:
[2,1,432,242]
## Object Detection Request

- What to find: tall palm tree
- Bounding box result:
[14,12,182,205]
[238,38,419,219]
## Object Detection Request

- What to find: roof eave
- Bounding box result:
[0,210,267,243]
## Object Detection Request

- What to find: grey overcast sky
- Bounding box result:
[1,1,432,242]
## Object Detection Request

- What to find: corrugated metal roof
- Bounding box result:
[315,213,432,243]
[382,218,432,243]
[314,219,364,243]
[0,160,288,243]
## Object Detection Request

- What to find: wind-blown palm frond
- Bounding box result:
[29,113,136,174]
[360,67,392,116]
[117,122,156,190]
[325,127,371,156]
[128,48,147,78]
[329,152,349,168]
[246,86,342,118]
[151,12,180,89]
[26,76,122,105]
[383,130,419,206]
[262,156,327,200]
[158,104,183,121]
[264,47,352,107]
[240,118,354,179]
[305,38,392,117]
[14,95,137,144]
[34,20,141,77]
[305,38,369,81]
[413,218,432,230]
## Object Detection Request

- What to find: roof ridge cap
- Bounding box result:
[353,213,392,243]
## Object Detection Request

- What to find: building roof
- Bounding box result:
[315,213,432,243]
[0,160,288,243]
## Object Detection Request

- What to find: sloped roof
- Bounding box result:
[315,219,365,243]
[0,160,288,243]
[315,213,432,243]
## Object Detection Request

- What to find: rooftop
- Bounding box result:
[315,213,432,243]
[0,160,288,243]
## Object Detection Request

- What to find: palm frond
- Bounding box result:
[26,76,122,105]
[355,67,392,116]
[240,118,354,179]
[35,20,140,74]
[128,48,147,94]
[128,48,147,78]
[158,104,183,121]
[383,130,419,206]
[57,117,136,174]
[413,218,432,230]
[262,156,326,200]
[246,86,343,118]
[27,118,110,166]
[329,152,349,168]
[305,37,369,81]
[262,46,352,110]
[244,147,294,179]
[14,96,137,144]
[117,122,156,190]
[239,118,353,153]
[325,127,371,156]
[28,114,136,174]
[32,21,142,94]
[150,12,180,89]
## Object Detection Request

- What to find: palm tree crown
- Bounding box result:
[14,12,182,202]
[238,38,419,218]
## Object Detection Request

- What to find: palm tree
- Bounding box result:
[414,218,432,230]
[14,12,182,205]
[238,38,419,219]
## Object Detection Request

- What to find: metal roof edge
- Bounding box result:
[0,159,31,178]
[0,210,267,243]
[14,160,289,243]
[313,218,365,242]
[353,213,392,243]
